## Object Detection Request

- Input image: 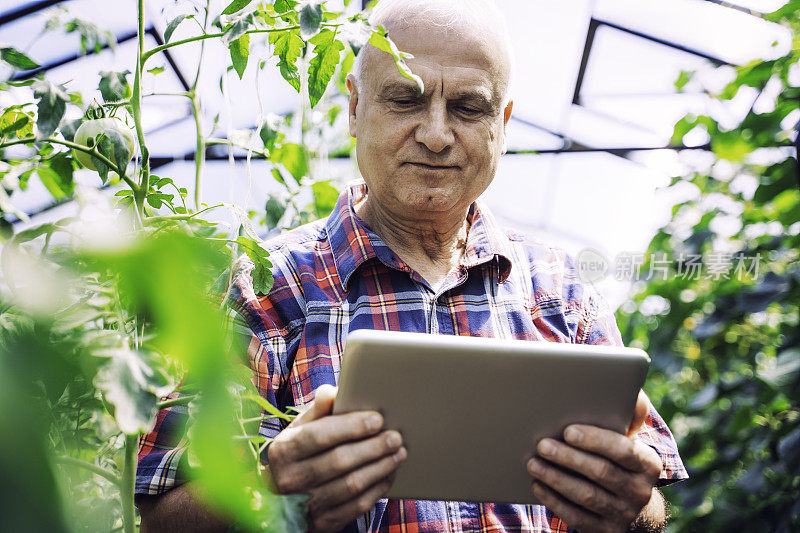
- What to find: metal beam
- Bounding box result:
[11,30,138,81]
[0,0,65,27]
[594,18,728,66]
[572,18,599,106]
[571,17,729,107]
[147,27,192,92]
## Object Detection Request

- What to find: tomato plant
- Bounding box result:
[72,109,135,173]
[0,1,418,531]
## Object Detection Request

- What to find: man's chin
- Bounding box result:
[399,192,462,217]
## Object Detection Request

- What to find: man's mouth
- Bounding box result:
[405,162,459,170]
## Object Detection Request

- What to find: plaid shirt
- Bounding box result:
[137,182,687,532]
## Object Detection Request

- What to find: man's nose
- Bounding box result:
[414,101,454,153]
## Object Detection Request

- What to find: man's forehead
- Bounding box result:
[364,25,508,102]
[376,73,497,103]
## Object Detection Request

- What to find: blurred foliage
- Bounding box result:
[617,2,800,531]
[0,0,416,531]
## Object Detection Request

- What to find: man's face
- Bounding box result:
[348,22,513,221]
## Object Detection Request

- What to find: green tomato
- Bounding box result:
[73,117,136,172]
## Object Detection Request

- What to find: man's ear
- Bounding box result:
[501,99,513,154]
[346,73,359,139]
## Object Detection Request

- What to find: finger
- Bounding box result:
[527,457,632,522]
[310,476,395,533]
[560,425,662,476]
[272,411,384,463]
[308,446,406,513]
[530,480,606,533]
[534,437,633,496]
[293,384,339,426]
[281,430,403,490]
[627,390,650,437]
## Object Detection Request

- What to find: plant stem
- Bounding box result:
[191,94,205,210]
[0,136,138,191]
[191,3,209,211]
[141,26,301,66]
[131,0,151,223]
[54,455,122,486]
[120,434,139,533]
[157,394,198,410]
[145,203,224,223]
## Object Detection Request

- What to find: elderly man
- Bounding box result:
[137,0,687,531]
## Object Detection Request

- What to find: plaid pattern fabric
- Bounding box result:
[137,181,687,531]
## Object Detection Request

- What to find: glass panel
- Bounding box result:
[501,0,593,132]
[506,118,565,152]
[561,104,666,148]
[581,26,710,97]
[594,0,792,64]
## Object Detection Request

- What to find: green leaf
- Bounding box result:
[341,18,371,56]
[298,0,323,40]
[33,81,68,139]
[95,129,131,179]
[307,29,345,107]
[311,180,338,217]
[274,0,299,15]
[164,14,194,43]
[36,157,75,199]
[146,193,174,209]
[6,79,36,88]
[245,393,290,421]
[259,114,283,151]
[59,118,82,143]
[710,130,753,162]
[222,12,255,46]
[0,109,31,138]
[758,348,800,395]
[270,143,308,183]
[49,152,74,193]
[267,494,310,533]
[265,195,286,228]
[0,46,40,70]
[98,70,131,102]
[147,66,165,75]
[270,29,303,92]
[675,70,693,91]
[229,34,250,79]
[368,28,424,94]
[222,0,252,15]
[236,236,273,296]
[270,167,287,186]
[11,223,57,244]
[94,348,172,434]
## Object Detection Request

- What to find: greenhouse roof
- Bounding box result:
[0,0,794,306]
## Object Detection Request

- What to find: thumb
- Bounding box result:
[627,389,650,437]
[293,384,338,426]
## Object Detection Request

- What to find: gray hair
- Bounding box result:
[352,0,515,104]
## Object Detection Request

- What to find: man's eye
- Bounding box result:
[392,98,417,107]
[455,105,482,116]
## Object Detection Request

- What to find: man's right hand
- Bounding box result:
[266,384,407,533]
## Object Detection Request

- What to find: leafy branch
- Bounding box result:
[54,455,122,486]
[141,26,302,66]
[0,136,137,192]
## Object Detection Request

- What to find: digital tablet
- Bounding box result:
[332,329,650,505]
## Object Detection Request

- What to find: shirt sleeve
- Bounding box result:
[135,391,191,498]
[580,280,689,485]
[135,258,292,498]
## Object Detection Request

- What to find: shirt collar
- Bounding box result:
[325,181,513,289]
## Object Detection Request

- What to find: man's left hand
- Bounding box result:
[527,392,663,532]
